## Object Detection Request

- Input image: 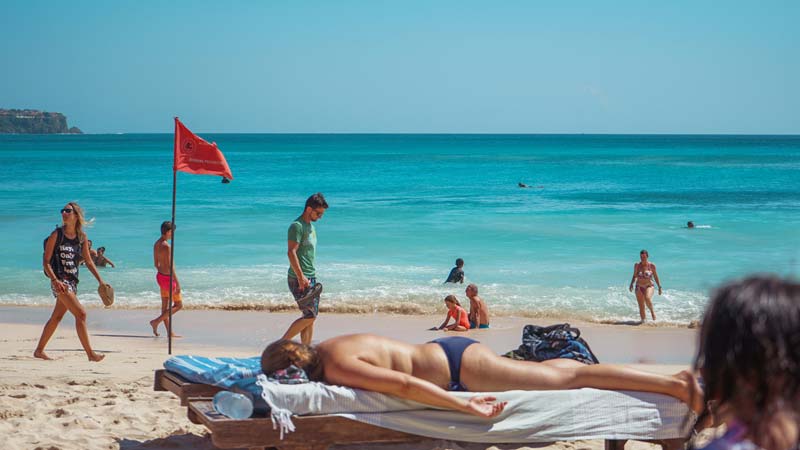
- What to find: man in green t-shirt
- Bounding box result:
[281,193,329,345]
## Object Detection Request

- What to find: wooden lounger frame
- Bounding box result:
[154,369,687,450]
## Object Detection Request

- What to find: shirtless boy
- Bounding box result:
[149,221,182,337]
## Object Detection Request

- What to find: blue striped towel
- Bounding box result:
[163,355,262,388]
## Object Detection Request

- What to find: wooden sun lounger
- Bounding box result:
[153,369,688,450]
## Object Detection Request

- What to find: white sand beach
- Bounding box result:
[0,306,708,450]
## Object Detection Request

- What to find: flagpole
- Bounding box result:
[168,118,178,355]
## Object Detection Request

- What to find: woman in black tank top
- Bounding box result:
[35,202,108,362]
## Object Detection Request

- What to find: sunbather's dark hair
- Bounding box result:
[693,275,800,450]
[262,339,324,382]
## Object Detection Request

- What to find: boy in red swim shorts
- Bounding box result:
[149,221,182,337]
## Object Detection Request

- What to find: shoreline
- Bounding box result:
[0,302,700,329]
[1,305,698,365]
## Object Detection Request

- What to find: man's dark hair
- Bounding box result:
[455,258,464,267]
[694,275,800,449]
[161,221,175,235]
[305,193,328,210]
[98,246,106,252]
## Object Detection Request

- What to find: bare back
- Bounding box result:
[469,295,489,325]
[317,334,452,390]
[153,237,172,275]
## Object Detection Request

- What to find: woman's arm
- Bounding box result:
[629,263,638,291]
[324,358,505,418]
[82,234,105,285]
[651,263,662,295]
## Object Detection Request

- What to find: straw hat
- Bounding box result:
[98,283,114,307]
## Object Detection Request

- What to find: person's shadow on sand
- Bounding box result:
[118,434,216,449]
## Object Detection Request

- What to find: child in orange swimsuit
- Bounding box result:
[436,295,470,331]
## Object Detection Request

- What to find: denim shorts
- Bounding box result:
[288,277,320,319]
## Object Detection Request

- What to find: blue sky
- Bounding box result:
[1,1,798,133]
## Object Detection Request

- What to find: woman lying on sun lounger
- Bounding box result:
[262,333,704,418]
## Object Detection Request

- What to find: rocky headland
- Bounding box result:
[0,109,82,134]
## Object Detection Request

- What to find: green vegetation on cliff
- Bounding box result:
[0,109,83,134]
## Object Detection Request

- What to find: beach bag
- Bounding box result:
[504,323,600,365]
[42,226,64,277]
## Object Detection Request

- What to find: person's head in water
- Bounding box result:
[304,192,328,222]
[694,275,800,450]
[455,258,464,268]
[160,221,175,238]
[639,249,649,262]
[97,246,106,255]
[687,221,695,229]
[262,339,324,381]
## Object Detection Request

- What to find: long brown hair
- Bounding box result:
[64,202,87,242]
[444,295,461,307]
[261,339,324,382]
[693,276,800,450]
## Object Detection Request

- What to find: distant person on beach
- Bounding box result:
[687,221,695,229]
[628,249,662,322]
[466,284,490,329]
[94,246,115,268]
[262,335,703,418]
[149,221,182,337]
[281,193,328,345]
[34,202,107,362]
[692,275,799,450]
[445,258,465,284]
[436,295,470,331]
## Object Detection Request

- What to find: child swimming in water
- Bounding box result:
[692,275,799,450]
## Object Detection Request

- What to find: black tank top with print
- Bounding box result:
[53,232,82,283]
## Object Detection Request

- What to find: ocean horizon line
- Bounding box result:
[3,132,800,137]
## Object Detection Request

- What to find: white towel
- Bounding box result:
[257,375,694,443]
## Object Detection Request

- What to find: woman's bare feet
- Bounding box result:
[88,352,105,362]
[33,350,52,360]
[675,370,704,414]
[149,319,160,336]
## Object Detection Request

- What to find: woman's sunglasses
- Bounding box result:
[61,208,74,214]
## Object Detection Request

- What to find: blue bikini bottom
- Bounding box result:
[429,336,478,391]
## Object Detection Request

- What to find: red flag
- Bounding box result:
[173,118,234,180]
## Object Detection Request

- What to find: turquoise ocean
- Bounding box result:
[1,134,798,325]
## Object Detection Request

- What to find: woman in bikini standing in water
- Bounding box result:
[628,249,662,322]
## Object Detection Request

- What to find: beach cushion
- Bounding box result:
[164,355,262,387]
